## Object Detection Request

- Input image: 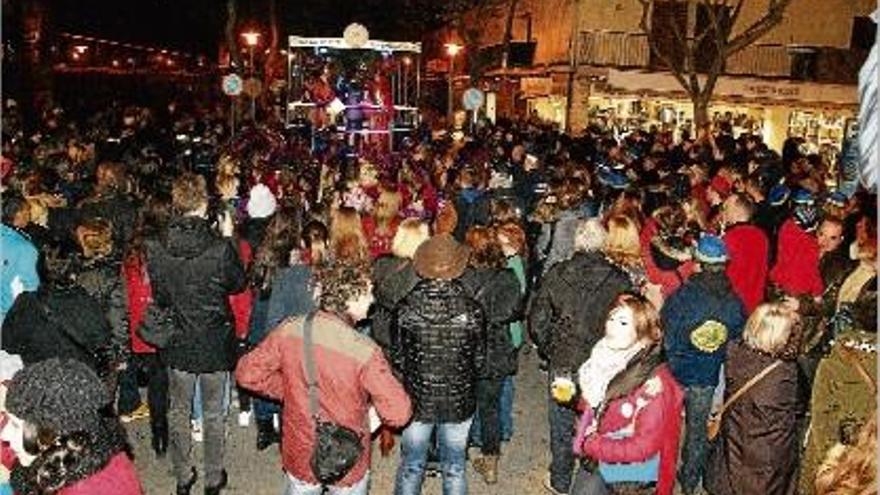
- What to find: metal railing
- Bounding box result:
[578,31,650,68]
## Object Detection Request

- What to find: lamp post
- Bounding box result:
[444,43,462,128]
[241,31,261,120]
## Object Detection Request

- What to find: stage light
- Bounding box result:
[241,31,261,47]
[445,43,462,57]
[73,45,88,55]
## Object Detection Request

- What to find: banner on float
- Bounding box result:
[288,36,421,54]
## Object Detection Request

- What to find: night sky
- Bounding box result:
[45,0,437,57]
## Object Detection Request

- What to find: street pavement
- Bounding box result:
[129,349,554,494]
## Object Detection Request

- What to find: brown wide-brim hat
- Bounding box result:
[413,234,471,280]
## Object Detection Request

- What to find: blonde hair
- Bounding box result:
[374,187,402,223]
[330,206,367,260]
[815,415,877,495]
[743,302,799,357]
[574,218,607,253]
[391,218,430,259]
[215,173,239,200]
[27,197,49,227]
[76,218,114,259]
[603,214,642,268]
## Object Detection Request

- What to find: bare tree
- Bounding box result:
[637,0,793,127]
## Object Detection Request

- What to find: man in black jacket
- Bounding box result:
[146,173,246,495]
[393,234,486,495]
[528,218,632,494]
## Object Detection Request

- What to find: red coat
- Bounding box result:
[581,365,684,495]
[228,238,253,339]
[723,224,769,314]
[640,219,696,297]
[59,453,143,495]
[122,257,156,355]
[769,219,823,297]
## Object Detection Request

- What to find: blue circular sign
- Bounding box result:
[222,74,243,96]
[462,88,485,111]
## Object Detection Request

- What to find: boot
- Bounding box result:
[472,454,499,484]
[176,467,197,495]
[256,418,279,451]
[151,417,168,457]
[204,470,228,495]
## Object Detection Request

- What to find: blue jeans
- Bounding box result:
[394,418,474,495]
[678,385,715,494]
[191,374,232,421]
[283,471,369,495]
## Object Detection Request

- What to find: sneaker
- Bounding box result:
[238,410,251,428]
[120,402,150,423]
[542,471,568,495]
[191,419,203,443]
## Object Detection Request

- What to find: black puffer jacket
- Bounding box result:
[2,284,112,371]
[394,278,486,423]
[76,257,129,364]
[529,251,632,374]
[460,267,523,379]
[371,255,421,352]
[146,216,246,373]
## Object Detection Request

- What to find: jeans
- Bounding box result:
[394,418,474,495]
[549,389,577,493]
[474,378,503,455]
[283,472,369,495]
[191,374,232,422]
[499,375,515,441]
[169,369,228,487]
[117,353,168,422]
[678,385,715,494]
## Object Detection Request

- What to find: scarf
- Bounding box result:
[578,338,646,408]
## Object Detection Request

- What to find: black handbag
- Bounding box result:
[137,300,180,348]
[301,312,363,484]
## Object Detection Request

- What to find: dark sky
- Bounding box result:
[45,0,436,57]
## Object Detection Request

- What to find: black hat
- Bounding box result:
[6,358,109,436]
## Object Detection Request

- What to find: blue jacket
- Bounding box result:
[661,271,745,387]
[0,225,40,329]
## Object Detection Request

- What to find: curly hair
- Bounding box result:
[315,260,372,315]
[465,225,506,269]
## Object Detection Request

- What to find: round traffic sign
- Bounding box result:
[462,88,485,111]
[222,74,243,96]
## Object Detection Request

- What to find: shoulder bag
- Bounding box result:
[302,312,364,484]
[707,360,782,441]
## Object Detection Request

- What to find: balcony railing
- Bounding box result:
[725,44,791,77]
[578,31,649,68]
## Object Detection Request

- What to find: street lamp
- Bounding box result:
[241,31,261,121]
[444,43,462,127]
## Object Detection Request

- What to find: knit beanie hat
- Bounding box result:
[768,184,791,206]
[6,358,109,436]
[792,189,815,206]
[694,234,728,264]
[413,234,471,280]
[246,183,278,219]
[825,191,847,208]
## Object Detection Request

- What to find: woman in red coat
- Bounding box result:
[570,293,684,495]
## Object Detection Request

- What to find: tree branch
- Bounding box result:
[637,0,696,95]
[727,0,793,55]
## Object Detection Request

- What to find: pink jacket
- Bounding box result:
[236,312,412,486]
[60,453,143,495]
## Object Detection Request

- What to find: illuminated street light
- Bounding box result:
[241,31,261,121]
[241,31,260,47]
[444,43,463,125]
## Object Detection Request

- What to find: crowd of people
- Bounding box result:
[0,97,876,495]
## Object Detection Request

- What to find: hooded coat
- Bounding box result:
[723,223,769,314]
[145,216,246,373]
[460,267,523,378]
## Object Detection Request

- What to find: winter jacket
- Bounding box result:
[2,285,111,371]
[265,263,316,333]
[723,223,769,314]
[78,191,139,249]
[145,216,247,373]
[371,256,420,352]
[236,312,411,487]
[453,188,490,242]
[394,278,486,423]
[460,267,523,378]
[77,257,129,364]
[228,238,254,339]
[770,218,824,297]
[661,271,746,387]
[529,251,632,374]
[578,346,684,495]
[706,340,802,495]
[639,219,696,298]
[0,225,39,330]
[122,256,155,355]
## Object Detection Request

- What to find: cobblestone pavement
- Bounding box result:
[128,350,554,494]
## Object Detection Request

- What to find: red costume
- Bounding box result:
[723,223,769,313]
[640,218,696,297]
